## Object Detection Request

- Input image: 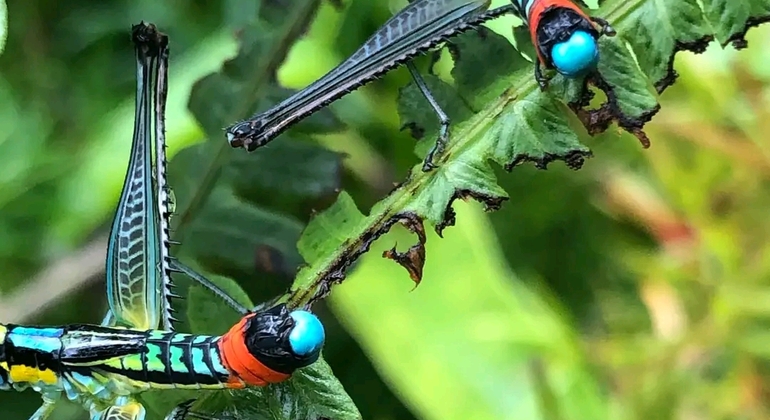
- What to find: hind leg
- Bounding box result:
[165,399,223,420]
[590,16,616,36]
[28,395,58,420]
[93,400,146,420]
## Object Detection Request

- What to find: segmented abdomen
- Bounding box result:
[1,322,293,394]
[93,330,236,391]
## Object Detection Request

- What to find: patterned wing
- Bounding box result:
[105,23,175,331]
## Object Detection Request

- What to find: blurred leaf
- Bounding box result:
[169,1,345,286]
[329,202,608,420]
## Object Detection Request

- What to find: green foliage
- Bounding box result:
[165,0,770,418]
[1,0,770,419]
[280,0,770,308]
[153,1,360,418]
[186,357,362,420]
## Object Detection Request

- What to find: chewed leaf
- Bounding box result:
[381,213,427,286]
[613,0,711,86]
[704,0,770,48]
[280,0,770,308]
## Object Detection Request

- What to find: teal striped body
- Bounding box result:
[0,323,238,419]
[96,331,234,392]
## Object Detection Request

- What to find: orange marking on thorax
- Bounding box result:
[527,0,593,64]
[218,314,290,387]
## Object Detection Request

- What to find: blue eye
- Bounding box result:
[550,30,599,76]
[288,311,325,357]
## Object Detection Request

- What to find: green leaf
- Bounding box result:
[0,0,6,56]
[190,357,361,420]
[277,0,770,308]
[329,201,608,420]
[171,0,770,417]
[702,1,770,54]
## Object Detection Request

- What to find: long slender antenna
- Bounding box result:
[168,259,251,316]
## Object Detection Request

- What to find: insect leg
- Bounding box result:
[405,61,450,172]
[101,310,115,327]
[590,16,616,36]
[168,259,251,315]
[163,400,195,420]
[28,396,58,420]
[164,400,224,420]
[534,61,549,91]
[94,400,146,420]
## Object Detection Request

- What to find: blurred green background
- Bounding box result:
[1,0,770,419]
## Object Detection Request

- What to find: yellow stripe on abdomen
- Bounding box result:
[9,365,58,385]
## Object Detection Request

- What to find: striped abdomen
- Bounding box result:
[97,305,323,390]
[0,324,236,394]
[0,306,324,395]
[91,329,236,391]
[0,324,65,390]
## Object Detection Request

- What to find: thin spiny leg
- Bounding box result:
[164,400,228,420]
[590,16,616,36]
[28,398,57,420]
[168,259,250,315]
[405,62,450,172]
[164,400,195,420]
[534,62,549,91]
